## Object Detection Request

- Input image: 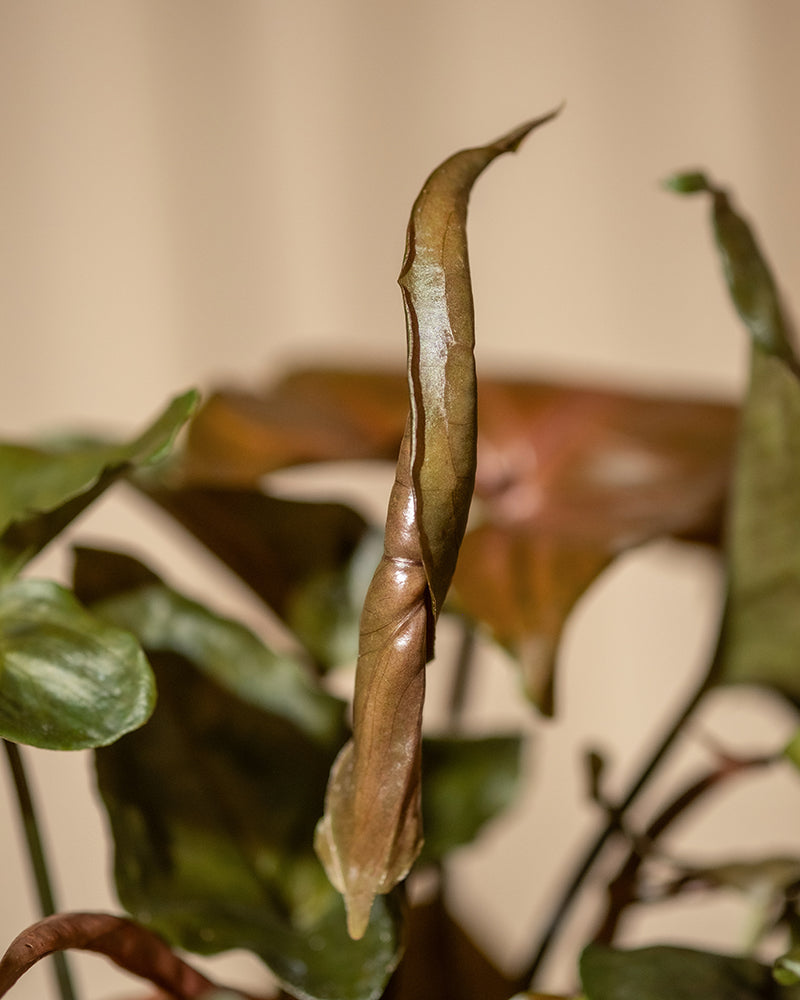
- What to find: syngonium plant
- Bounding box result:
[2,107,800,1000]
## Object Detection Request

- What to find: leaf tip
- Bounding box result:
[662,170,713,195]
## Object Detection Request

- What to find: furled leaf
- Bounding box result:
[93,647,401,1000]
[0,912,227,1000]
[418,735,523,865]
[580,943,799,1000]
[140,487,376,671]
[670,173,800,701]
[0,579,154,749]
[314,110,561,941]
[75,547,346,746]
[0,390,198,581]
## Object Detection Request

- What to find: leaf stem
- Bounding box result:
[3,739,78,1000]
[448,618,477,729]
[519,670,710,989]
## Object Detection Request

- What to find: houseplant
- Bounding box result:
[2,106,800,999]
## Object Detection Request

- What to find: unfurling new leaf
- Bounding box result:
[314,110,560,939]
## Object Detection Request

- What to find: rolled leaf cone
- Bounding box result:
[314,109,561,939]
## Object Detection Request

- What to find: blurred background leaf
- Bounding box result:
[0,390,197,581]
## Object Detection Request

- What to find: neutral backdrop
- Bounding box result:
[2,3,800,998]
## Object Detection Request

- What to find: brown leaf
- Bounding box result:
[314,112,561,940]
[381,893,519,1000]
[181,370,409,485]
[0,912,246,1000]
[177,367,735,716]
[455,378,736,712]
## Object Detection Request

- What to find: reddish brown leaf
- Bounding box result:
[177,367,735,716]
[456,378,736,712]
[181,370,409,485]
[0,912,254,1000]
[314,113,561,939]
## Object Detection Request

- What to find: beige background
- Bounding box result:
[2,2,800,998]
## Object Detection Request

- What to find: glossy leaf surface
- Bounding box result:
[80,551,400,1000]
[0,579,154,749]
[76,547,345,746]
[670,173,800,701]
[314,112,559,940]
[0,390,197,581]
[580,943,800,1000]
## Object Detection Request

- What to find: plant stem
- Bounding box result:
[448,619,477,729]
[519,670,710,989]
[593,750,773,944]
[3,739,78,1000]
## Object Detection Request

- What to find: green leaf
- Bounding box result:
[0,390,198,580]
[94,649,401,1000]
[775,944,800,986]
[140,487,377,671]
[580,943,783,1000]
[75,546,346,746]
[671,173,800,700]
[0,579,154,749]
[666,172,797,368]
[314,110,560,941]
[418,735,523,866]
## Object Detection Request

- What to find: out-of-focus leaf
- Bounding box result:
[580,943,790,1000]
[74,547,346,746]
[93,647,401,1000]
[0,912,227,1000]
[181,368,736,714]
[418,735,523,865]
[0,390,198,581]
[775,944,800,986]
[0,579,154,750]
[182,370,409,485]
[382,893,519,1000]
[140,487,376,671]
[457,378,735,711]
[785,729,800,770]
[314,111,560,941]
[670,173,800,701]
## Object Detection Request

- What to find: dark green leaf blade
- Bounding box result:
[140,487,375,672]
[0,579,155,749]
[0,390,198,580]
[75,546,346,746]
[670,173,800,699]
[580,944,777,1000]
[418,735,523,866]
[94,649,401,1000]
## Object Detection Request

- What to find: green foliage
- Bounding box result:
[0,579,155,750]
[580,944,800,1000]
